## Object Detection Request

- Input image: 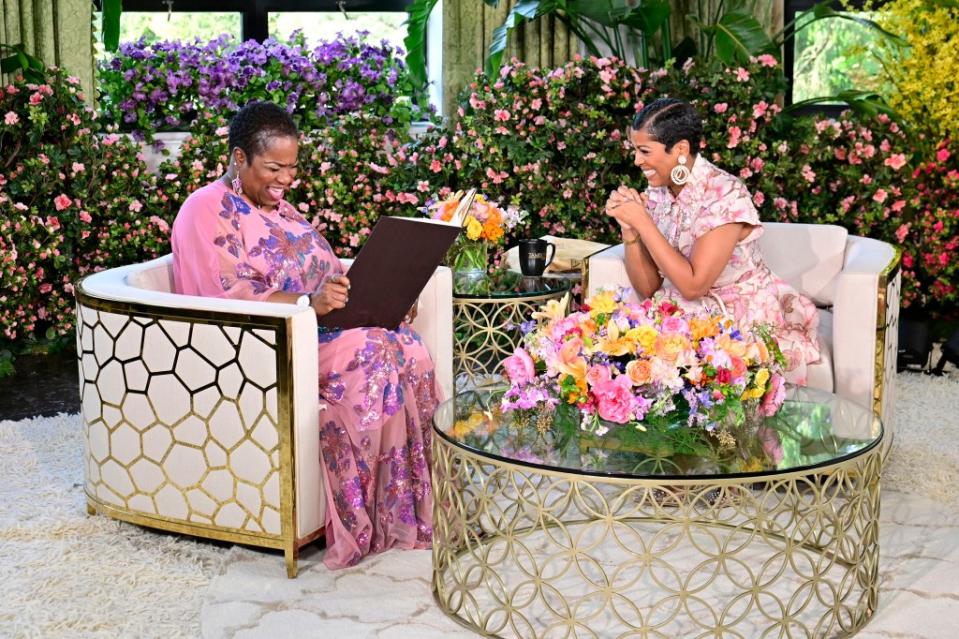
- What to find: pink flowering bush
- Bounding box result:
[0,69,166,344]
[154,112,423,257]
[897,141,959,310]
[404,55,785,244]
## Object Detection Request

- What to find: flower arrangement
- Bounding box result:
[98,32,431,142]
[423,190,527,276]
[499,289,787,455]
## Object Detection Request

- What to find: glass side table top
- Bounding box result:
[433,384,882,479]
[452,269,572,298]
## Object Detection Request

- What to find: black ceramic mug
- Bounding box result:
[518,238,556,276]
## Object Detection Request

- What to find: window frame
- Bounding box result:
[783,0,885,118]
[114,0,413,42]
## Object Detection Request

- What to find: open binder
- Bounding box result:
[316,191,475,331]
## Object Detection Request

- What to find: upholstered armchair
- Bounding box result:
[76,254,453,577]
[586,223,901,429]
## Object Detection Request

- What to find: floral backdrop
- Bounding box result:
[1,31,957,359]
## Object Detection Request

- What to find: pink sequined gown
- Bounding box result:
[644,156,821,384]
[171,180,438,569]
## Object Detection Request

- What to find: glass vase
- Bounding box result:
[452,241,489,283]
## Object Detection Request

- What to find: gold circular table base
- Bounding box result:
[453,291,568,391]
[432,438,881,638]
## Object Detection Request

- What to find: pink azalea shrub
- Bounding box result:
[404,55,785,243]
[153,112,423,257]
[0,70,167,343]
[898,140,959,310]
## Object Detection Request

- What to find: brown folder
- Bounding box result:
[316,216,461,331]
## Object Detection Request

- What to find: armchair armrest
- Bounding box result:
[585,245,631,298]
[832,235,899,417]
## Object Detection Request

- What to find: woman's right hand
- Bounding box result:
[311,274,351,316]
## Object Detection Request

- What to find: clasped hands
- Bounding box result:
[308,274,418,323]
[605,185,650,238]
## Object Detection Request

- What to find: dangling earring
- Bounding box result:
[230,162,243,195]
[670,155,691,185]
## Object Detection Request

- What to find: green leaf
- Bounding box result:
[0,54,20,74]
[784,90,900,119]
[485,0,555,77]
[711,12,776,64]
[102,0,122,52]
[619,0,671,35]
[403,0,440,93]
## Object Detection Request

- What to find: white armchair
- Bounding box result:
[586,223,901,428]
[76,254,453,577]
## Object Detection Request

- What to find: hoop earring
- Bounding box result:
[670,155,690,186]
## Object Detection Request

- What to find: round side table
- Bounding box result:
[452,272,571,391]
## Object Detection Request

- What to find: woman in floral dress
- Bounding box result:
[171,102,438,569]
[605,98,820,384]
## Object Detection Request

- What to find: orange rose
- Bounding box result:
[625,359,653,385]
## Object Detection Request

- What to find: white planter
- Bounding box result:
[139,132,192,174]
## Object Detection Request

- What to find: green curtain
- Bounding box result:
[1,0,94,100]
[669,1,784,53]
[442,0,579,118]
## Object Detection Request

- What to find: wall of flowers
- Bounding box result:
[1,28,957,356]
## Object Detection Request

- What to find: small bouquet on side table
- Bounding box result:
[499,288,788,469]
[423,189,527,283]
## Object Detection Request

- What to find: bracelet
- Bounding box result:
[623,236,640,246]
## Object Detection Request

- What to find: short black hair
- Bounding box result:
[228,101,298,160]
[631,98,703,153]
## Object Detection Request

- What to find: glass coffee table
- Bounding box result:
[431,384,883,638]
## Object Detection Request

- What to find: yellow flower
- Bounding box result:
[629,325,659,354]
[588,290,617,315]
[597,320,635,356]
[754,368,770,389]
[654,334,690,362]
[531,293,570,322]
[465,216,483,241]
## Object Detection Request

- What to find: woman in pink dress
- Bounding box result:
[171,102,438,569]
[605,98,820,384]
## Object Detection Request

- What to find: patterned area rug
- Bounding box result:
[0,370,957,637]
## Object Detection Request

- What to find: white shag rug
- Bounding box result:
[886,372,959,506]
[0,413,225,638]
[0,371,957,638]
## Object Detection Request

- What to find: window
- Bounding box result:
[270,12,409,49]
[784,0,892,114]
[110,1,413,43]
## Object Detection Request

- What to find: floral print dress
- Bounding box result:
[643,156,821,384]
[171,180,439,569]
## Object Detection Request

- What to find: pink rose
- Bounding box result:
[936,147,950,163]
[586,364,611,388]
[494,109,510,122]
[54,194,72,211]
[502,348,535,385]
[592,376,637,424]
[756,54,778,68]
[872,188,888,203]
[761,374,786,416]
[4,111,18,125]
[79,210,92,224]
[713,103,728,114]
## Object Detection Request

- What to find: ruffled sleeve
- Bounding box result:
[691,172,762,244]
[171,183,277,301]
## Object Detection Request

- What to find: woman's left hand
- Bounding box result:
[606,187,649,230]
